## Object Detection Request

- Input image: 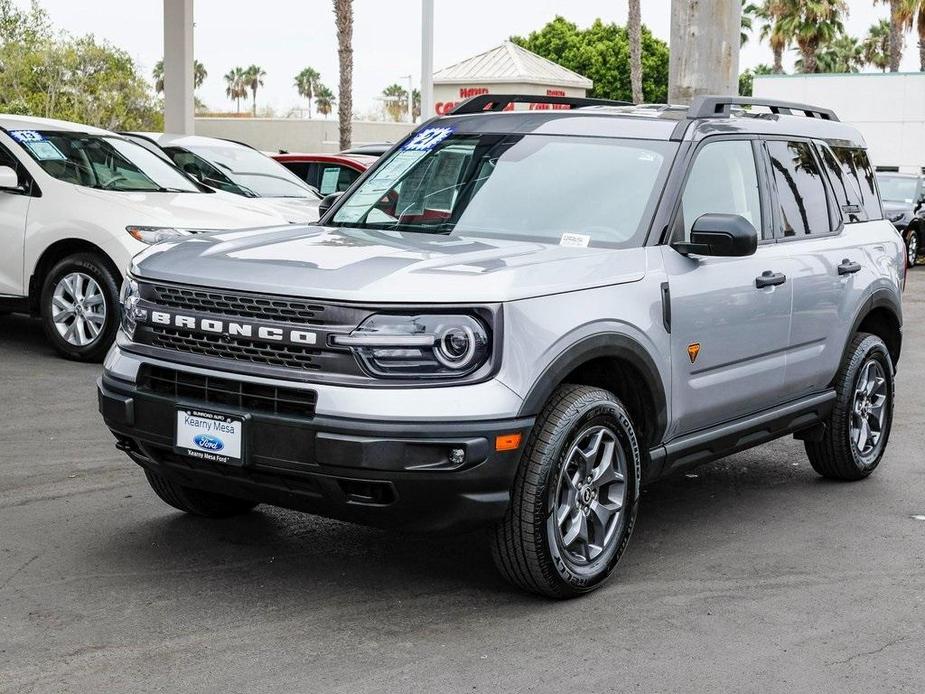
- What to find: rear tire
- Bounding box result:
[144,470,258,518]
[40,252,120,362]
[905,229,918,268]
[491,384,640,598]
[804,333,894,481]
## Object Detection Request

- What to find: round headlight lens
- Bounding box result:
[435,325,476,368]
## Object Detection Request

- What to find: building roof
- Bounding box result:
[433,41,593,89]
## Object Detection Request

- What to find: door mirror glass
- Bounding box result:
[673,213,758,257]
[0,165,21,191]
[318,191,343,218]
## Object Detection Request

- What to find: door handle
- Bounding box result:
[755,270,787,288]
[838,259,861,275]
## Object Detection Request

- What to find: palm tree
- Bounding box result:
[223,66,247,112]
[627,0,642,104]
[153,59,207,94]
[382,83,408,121]
[294,67,322,118]
[315,84,336,118]
[334,0,354,150]
[411,88,421,121]
[245,65,266,116]
[742,1,758,45]
[778,0,849,74]
[864,19,892,70]
[801,31,864,71]
[755,0,791,73]
[875,0,915,72]
[916,1,925,70]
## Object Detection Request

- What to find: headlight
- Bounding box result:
[333,313,491,378]
[119,277,142,338]
[126,226,192,244]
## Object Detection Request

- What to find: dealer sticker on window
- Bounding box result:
[560,232,590,248]
[402,126,455,152]
[175,409,243,465]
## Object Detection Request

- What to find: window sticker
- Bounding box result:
[402,126,455,152]
[320,167,340,194]
[560,232,590,248]
[25,140,67,161]
[9,130,44,143]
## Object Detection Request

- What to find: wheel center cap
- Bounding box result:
[581,487,594,505]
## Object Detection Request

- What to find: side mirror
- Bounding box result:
[673,213,758,257]
[0,165,22,192]
[318,191,343,218]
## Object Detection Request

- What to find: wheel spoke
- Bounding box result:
[562,510,588,548]
[855,418,869,450]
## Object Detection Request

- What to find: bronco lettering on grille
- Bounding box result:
[148,310,317,345]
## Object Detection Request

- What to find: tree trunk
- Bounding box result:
[889,0,903,72]
[773,44,783,73]
[799,41,816,73]
[628,0,643,103]
[334,0,354,151]
[668,0,740,103]
[920,36,925,71]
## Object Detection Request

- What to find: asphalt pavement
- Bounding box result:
[2,271,925,693]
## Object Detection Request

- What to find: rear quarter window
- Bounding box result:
[831,146,882,221]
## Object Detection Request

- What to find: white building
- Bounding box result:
[432,41,593,117]
[754,72,925,172]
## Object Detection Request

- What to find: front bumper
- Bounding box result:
[98,372,533,533]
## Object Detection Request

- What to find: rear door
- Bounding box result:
[767,139,873,397]
[663,137,795,437]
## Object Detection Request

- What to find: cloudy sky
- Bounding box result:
[14,0,914,116]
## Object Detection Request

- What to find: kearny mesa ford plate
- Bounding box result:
[175,408,244,465]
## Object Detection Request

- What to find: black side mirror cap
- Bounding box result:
[318,191,344,219]
[672,213,758,257]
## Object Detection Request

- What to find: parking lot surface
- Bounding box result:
[2,272,925,694]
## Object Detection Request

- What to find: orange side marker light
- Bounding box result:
[495,433,523,452]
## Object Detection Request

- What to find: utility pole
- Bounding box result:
[669,0,740,104]
[163,0,195,134]
[420,0,434,120]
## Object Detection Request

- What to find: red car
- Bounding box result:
[272,152,376,196]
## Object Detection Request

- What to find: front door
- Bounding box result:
[0,142,31,296]
[663,138,794,438]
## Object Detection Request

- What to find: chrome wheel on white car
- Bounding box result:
[51,272,107,347]
[41,252,120,362]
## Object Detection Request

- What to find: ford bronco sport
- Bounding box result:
[98,94,904,598]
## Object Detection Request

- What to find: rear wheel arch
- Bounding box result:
[518,333,668,450]
[844,291,902,369]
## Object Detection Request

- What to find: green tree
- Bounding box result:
[223,66,247,112]
[754,1,792,73]
[314,84,336,118]
[738,63,774,96]
[864,19,891,70]
[777,0,849,73]
[511,16,669,103]
[381,83,408,121]
[245,64,266,115]
[152,59,207,94]
[800,32,864,71]
[294,66,322,118]
[875,0,916,71]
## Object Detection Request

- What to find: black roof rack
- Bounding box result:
[448,94,632,116]
[688,95,839,122]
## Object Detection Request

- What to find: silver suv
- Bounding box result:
[98,95,904,598]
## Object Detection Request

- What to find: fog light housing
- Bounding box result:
[448,447,466,466]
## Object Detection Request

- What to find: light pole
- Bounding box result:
[668,0,741,103]
[420,0,434,120]
[401,74,414,122]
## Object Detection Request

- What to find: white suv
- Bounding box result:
[0,114,289,361]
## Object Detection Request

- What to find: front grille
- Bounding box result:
[151,283,329,324]
[150,327,322,370]
[139,365,317,418]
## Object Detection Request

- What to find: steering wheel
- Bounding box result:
[100,175,130,190]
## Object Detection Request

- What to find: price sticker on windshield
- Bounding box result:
[402,126,455,152]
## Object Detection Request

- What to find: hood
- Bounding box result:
[132,225,647,303]
[73,187,288,230]
[251,196,321,224]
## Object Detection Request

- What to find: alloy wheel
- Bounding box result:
[551,425,627,565]
[908,234,918,267]
[51,272,107,347]
[850,358,888,457]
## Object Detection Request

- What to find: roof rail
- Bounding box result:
[688,95,839,122]
[447,94,632,115]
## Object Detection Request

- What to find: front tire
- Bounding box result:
[491,384,640,598]
[804,333,894,480]
[144,470,258,518]
[40,252,120,362]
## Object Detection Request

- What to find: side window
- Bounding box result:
[282,161,312,185]
[832,147,882,220]
[766,140,832,237]
[818,143,866,223]
[337,167,360,192]
[678,139,764,240]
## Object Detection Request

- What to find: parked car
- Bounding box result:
[99,94,903,598]
[339,142,392,157]
[123,133,322,223]
[0,114,290,361]
[272,152,375,195]
[876,172,925,267]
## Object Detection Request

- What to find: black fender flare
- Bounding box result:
[517,332,668,445]
[842,287,902,368]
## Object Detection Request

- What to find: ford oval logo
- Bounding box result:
[193,434,224,452]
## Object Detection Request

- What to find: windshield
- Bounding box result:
[176,141,318,199]
[10,130,201,193]
[331,130,676,247]
[876,174,920,204]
